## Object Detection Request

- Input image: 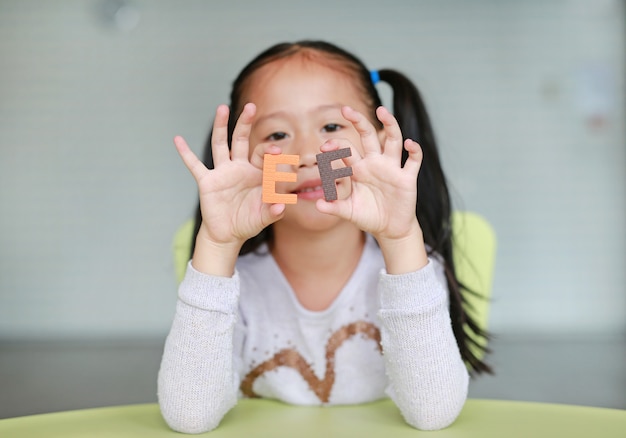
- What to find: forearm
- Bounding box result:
[377,261,468,430]
[158,264,241,433]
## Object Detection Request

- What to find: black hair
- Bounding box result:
[189,40,492,375]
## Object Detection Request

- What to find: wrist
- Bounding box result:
[376,224,428,275]
[191,228,243,277]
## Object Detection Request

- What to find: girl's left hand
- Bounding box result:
[315,106,423,243]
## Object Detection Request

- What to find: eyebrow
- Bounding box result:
[254,104,343,125]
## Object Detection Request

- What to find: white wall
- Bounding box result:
[0,0,624,339]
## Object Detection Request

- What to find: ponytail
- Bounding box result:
[378,69,492,374]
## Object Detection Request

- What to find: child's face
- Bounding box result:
[244,55,378,230]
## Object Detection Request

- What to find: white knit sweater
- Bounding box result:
[158,234,468,433]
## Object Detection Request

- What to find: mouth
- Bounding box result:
[291,179,326,200]
[296,185,323,194]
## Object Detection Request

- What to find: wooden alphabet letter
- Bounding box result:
[315,148,353,201]
[262,154,299,204]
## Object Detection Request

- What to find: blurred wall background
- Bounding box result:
[0,0,624,340]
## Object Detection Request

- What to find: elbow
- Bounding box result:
[163,419,219,435]
[162,415,217,435]
[157,386,237,434]
[157,362,239,433]
[403,400,465,431]
[159,399,234,434]
[398,372,469,431]
[402,399,465,431]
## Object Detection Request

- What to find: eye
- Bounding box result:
[322,123,342,133]
[266,132,288,141]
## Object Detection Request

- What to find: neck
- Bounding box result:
[270,221,366,310]
[272,220,365,273]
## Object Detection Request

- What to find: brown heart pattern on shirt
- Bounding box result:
[240,320,382,403]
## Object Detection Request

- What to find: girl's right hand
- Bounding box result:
[174,103,285,276]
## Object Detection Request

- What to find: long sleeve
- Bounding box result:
[377,257,469,430]
[157,262,242,434]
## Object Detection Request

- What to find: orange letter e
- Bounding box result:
[262,154,299,204]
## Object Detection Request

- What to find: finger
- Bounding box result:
[315,197,352,220]
[250,143,282,169]
[263,203,286,223]
[231,103,256,161]
[173,135,208,182]
[210,104,231,166]
[341,106,381,156]
[402,139,423,175]
[253,203,286,234]
[319,139,361,167]
[375,106,404,162]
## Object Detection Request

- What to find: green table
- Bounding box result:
[0,399,624,437]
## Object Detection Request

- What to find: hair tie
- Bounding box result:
[370,70,380,85]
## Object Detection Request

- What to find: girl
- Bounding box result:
[158,40,491,434]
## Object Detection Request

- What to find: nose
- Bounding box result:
[298,153,317,168]
[290,130,321,170]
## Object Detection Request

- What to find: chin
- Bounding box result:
[283,202,342,231]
